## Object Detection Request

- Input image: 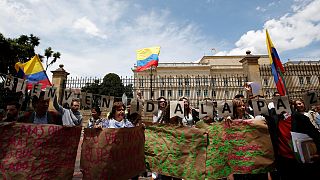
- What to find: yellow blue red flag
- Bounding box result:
[266,30,286,96]
[136,46,160,72]
[15,54,52,90]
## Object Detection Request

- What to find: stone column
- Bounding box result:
[51,64,69,103]
[240,50,263,94]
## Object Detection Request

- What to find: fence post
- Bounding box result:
[51,64,70,104]
[239,50,263,95]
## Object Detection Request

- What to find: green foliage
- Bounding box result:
[81,73,134,101]
[0,33,39,75]
[44,47,61,70]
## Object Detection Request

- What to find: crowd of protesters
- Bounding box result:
[1,85,320,180]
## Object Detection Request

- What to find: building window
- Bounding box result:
[160,90,165,97]
[239,90,243,95]
[211,78,216,86]
[185,78,190,86]
[306,77,311,84]
[212,90,216,97]
[178,78,183,86]
[168,77,172,85]
[185,89,190,97]
[225,91,229,98]
[203,78,208,86]
[264,78,268,86]
[195,78,200,86]
[224,78,228,86]
[237,78,242,87]
[178,89,183,97]
[299,77,304,85]
[141,91,144,96]
[204,89,208,97]
[196,89,201,96]
[139,78,144,87]
[167,90,172,97]
[160,78,165,85]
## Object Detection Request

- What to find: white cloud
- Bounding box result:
[223,0,320,56]
[73,17,107,39]
[256,6,266,12]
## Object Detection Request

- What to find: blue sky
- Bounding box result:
[1,0,319,78]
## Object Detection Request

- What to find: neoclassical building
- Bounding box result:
[133,51,320,107]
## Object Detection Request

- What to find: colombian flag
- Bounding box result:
[266,30,286,96]
[15,55,52,90]
[136,46,160,72]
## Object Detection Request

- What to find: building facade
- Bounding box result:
[133,51,320,107]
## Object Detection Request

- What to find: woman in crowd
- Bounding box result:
[102,101,134,128]
[232,98,254,120]
[293,98,320,130]
[179,97,199,126]
[87,106,106,128]
[153,96,168,124]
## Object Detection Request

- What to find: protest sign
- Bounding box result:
[4,75,14,90]
[196,119,274,179]
[217,100,233,117]
[303,91,319,110]
[44,86,57,101]
[251,98,269,116]
[199,100,214,119]
[144,100,158,115]
[0,123,81,179]
[274,96,291,114]
[145,125,208,179]
[170,101,184,118]
[81,126,145,180]
[130,99,143,115]
[30,83,42,98]
[16,78,27,94]
[100,95,114,112]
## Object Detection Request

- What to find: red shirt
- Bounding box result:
[278,114,295,159]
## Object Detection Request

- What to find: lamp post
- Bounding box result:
[149,66,155,100]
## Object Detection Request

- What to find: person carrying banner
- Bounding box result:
[102,101,134,128]
[179,97,199,126]
[87,106,106,128]
[19,91,62,125]
[153,96,168,124]
[2,101,21,122]
[53,97,83,126]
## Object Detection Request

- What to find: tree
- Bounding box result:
[100,73,125,99]
[0,33,40,77]
[44,47,61,70]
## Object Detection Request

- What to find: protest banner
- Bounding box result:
[197,119,274,179]
[81,126,145,180]
[0,123,81,179]
[145,125,208,179]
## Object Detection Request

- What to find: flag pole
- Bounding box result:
[150,66,154,100]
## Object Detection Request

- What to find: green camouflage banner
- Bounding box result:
[145,125,208,179]
[197,119,274,179]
